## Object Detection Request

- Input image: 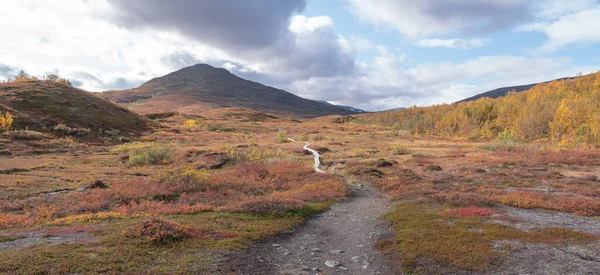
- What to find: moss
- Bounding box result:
[379,201,598,273]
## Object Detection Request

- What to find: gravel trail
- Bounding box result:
[228,183,397,275]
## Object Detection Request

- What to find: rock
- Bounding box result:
[374,158,393,168]
[209,157,233,170]
[339,266,348,270]
[272,244,281,247]
[325,260,340,268]
[312,267,320,272]
[311,248,322,252]
[87,180,108,189]
[284,252,292,256]
[425,165,443,171]
[474,168,486,173]
[330,250,344,254]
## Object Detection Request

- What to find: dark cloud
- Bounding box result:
[107,0,306,51]
[348,0,533,37]
[423,0,532,34]
[0,64,18,79]
[72,71,144,91]
[160,51,202,70]
[105,1,354,83]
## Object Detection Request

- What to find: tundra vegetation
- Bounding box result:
[0,73,600,273]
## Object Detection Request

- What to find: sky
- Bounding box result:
[1,0,599,111]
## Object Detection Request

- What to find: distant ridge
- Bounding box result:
[101,64,358,118]
[457,76,574,103]
[316,100,366,113]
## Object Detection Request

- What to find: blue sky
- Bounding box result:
[305,0,599,71]
[1,0,599,110]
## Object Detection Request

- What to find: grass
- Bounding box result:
[379,201,598,273]
[0,235,26,242]
[0,212,308,274]
[2,104,600,273]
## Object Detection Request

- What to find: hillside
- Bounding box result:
[361,71,600,144]
[0,80,154,138]
[457,77,573,102]
[101,64,358,118]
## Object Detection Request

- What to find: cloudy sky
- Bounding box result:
[1,0,599,111]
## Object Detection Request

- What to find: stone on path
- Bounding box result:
[325,260,340,268]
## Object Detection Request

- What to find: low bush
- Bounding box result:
[431,192,495,207]
[127,146,173,165]
[52,124,90,137]
[221,196,305,215]
[0,111,13,132]
[277,130,290,143]
[391,144,410,155]
[122,218,195,243]
[6,130,46,140]
[225,145,296,163]
[493,191,600,216]
[152,166,209,193]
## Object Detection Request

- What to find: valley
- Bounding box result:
[1,91,600,273]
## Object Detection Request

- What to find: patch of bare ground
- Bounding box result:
[490,242,600,274]
[0,229,95,252]
[496,206,600,234]
[226,183,398,275]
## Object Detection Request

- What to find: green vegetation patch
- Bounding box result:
[378,201,598,273]
[0,212,306,274]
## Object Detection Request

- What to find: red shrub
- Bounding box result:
[123,218,195,243]
[122,218,234,243]
[220,196,305,215]
[431,192,495,207]
[493,191,600,216]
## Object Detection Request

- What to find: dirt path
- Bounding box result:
[228,183,397,275]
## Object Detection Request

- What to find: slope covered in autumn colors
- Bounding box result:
[0,80,155,139]
[361,71,600,145]
[456,76,574,103]
[101,64,357,118]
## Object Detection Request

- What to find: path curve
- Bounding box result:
[303,142,325,173]
[227,184,397,274]
[286,137,325,173]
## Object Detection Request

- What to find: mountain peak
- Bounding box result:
[102,64,358,118]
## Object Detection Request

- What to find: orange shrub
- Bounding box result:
[72,190,112,213]
[0,213,32,229]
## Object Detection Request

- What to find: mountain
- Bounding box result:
[316,100,366,113]
[457,77,574,103]
[0,80,154,138]
[101,64,358,118]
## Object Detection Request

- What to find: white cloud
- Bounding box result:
[522,6,600,53]
[416,38,489,49]
[534,0,597,19]
[288,53,587,111]
[0,0,593,112]
[347,0,530,38]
